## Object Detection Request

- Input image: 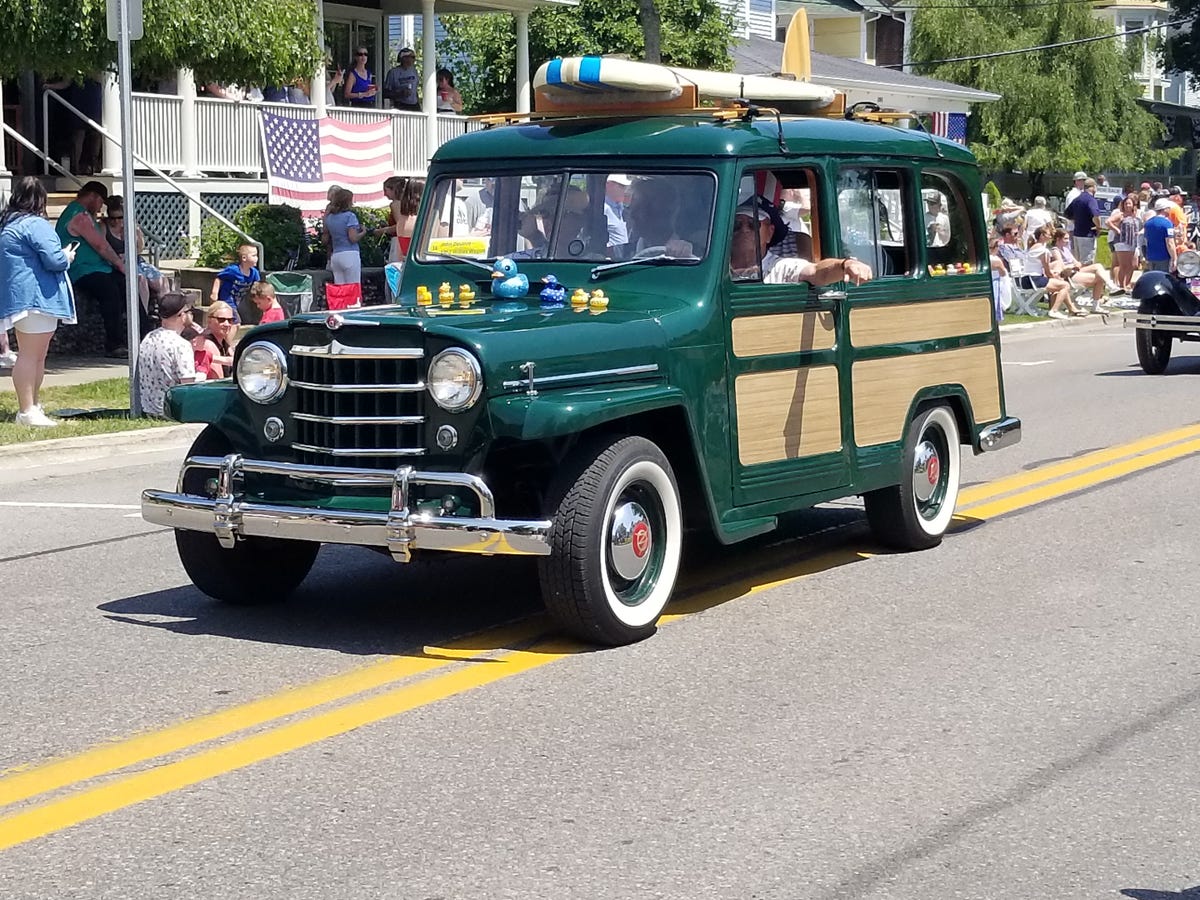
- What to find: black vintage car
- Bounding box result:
[1127,250,1200,374]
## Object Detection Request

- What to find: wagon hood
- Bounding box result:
[284,295,680,395]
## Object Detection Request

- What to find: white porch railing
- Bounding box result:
[128,94,476,178]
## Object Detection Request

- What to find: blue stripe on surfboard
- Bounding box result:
[579,57,602,84]
[546,58,563,85]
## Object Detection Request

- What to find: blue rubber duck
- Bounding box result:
[539,274,567,309]
[491,257,529,298]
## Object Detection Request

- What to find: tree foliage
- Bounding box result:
[0,0,321,87]
[1163,0,1200,86]
[439,0,736,114]
[909,0,1179,187]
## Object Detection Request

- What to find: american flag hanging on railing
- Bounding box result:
[259,110,392,214]
[927,111,968,144]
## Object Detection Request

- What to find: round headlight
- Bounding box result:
[1177,250,1200,278]
[427,348,482,412]
[236,342,288,404]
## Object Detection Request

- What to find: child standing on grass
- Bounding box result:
[251,282,285,324]
[210,243,261,324]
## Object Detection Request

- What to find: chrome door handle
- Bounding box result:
[819,290,847,301]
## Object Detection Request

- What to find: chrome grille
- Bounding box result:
[289,339,426,469]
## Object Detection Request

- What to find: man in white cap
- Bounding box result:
[731,195,873,285]
[1065,170,1087,210]
[1023,196,1054,247]
[605,174,631,258]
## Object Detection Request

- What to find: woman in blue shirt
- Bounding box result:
[341,47,377,108]
[323,186,365,285]
[0,176,77,427]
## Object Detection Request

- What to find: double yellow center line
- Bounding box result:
[2,421,1199,851]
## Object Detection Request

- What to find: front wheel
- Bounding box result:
[176,530,320,605]
[864,404,961,551]
[1135,327,1172,374]
[538,436,683,646]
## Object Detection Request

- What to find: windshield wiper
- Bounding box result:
[589,255,695,281]
[427,251,496,273]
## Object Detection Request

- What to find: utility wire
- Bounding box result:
[883,0,1113,9]
[884,17,1191,69]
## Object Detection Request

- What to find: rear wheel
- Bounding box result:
[538,435,683,646]
[864,405,961,550]
[1135,327,1172,374]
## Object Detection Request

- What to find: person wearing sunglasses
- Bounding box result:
[102,195,165,337]
[342,47,377,108]
[191,300,236,380]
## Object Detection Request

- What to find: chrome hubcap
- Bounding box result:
[609,500,653,581]
[913,439,940,503]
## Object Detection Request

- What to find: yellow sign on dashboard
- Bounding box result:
[428,238,488,256]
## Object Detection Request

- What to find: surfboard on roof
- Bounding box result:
[533,55,837,109]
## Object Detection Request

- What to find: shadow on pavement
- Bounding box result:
[1122,888,1200,899]
[97,506,872,655]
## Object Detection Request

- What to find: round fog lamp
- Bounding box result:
[427,348,482,412]
[264,416,285,442]
[237,342,289,404]
[1177,250,1200,278]
[436,425,459,450]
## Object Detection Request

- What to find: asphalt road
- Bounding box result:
[2,318,1200,899]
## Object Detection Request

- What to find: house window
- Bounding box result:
[1125,19,1147,77]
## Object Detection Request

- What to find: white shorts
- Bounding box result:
[1112,242,1133,252]
[12,310,60,335]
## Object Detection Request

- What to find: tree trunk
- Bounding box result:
[639,0,662,63]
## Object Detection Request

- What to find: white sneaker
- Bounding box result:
[15,406,57,428]
[0,350,16,368]
[1048,310,1069,320]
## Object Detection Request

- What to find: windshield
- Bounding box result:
[416,170,717,265]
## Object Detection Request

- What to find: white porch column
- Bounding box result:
[178,68,201,177]
[313,0,327,117]
[0,79,9,176]
[422,0,437,164]
[515,11,531,114]
[101,70,121,176]
[403,14,415,49]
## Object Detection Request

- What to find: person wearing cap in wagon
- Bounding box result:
[730,195,873,285]
[136,291,204,418]
[605,173,632,258]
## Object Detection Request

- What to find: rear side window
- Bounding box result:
[836,168,912,278]
[921,171,979,269]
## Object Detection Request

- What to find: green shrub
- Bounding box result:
[984,180,1002,214]
[197,203,307,270]
[353,206,390,268]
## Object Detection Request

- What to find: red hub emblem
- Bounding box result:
[926,453,940,486]
[631,521,651,558]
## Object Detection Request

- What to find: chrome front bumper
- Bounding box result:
[977,416,1021,452]
[141,454,552,563]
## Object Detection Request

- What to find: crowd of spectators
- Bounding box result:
[988,171,1198,319]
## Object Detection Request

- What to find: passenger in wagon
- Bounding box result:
[730,195,872,286]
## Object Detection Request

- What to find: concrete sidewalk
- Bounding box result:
[0,355,131,389]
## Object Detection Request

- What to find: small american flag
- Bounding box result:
[260,111,393,214]
[928,111,968,145]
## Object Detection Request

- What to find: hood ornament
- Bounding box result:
[326,313,344,331]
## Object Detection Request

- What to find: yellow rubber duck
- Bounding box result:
[416,285,432,306]
[588,289,609,312]
[458,283,476,306]
[438,282,454,306]
[570,288,589,310]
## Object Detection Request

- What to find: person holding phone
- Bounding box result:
[342,47,377,108]
[0,176,77,427]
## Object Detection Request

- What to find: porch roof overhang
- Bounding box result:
[732,35,1001,107]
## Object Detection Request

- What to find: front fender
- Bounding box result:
[487,384,689,441]
[1132,271,1198,315]
[165,380,239,424]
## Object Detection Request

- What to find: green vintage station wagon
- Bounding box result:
[143,98,1021,646]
